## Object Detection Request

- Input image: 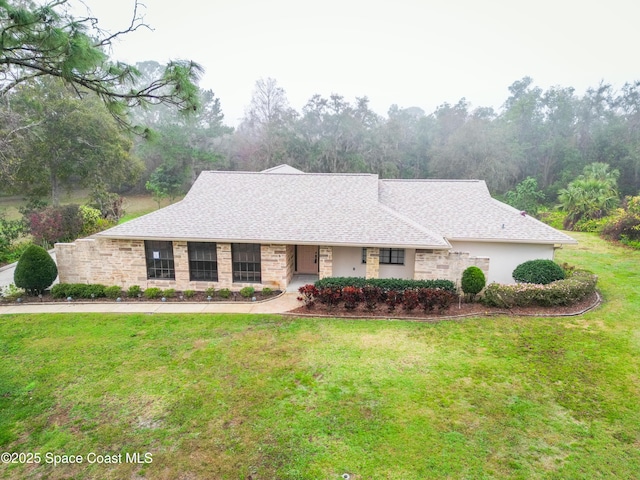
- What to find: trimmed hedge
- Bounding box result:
[315,277,456,292]
[51,283,107,299]
[482,271,597,308]
[512,259,565,285]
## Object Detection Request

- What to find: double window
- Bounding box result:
[362,248,405,265]
[145,241,175,279]
[188,242,218,281]
[232,243,261,283]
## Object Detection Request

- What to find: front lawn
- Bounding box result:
[1,232,640,479]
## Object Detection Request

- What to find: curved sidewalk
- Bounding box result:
[0,292,301,315]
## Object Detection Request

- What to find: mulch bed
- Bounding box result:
[2,290,284,304]
[288,292,601,320]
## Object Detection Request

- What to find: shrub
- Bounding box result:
[601,196,640,247]
[512,259,565,285]
[461,266,486,298]
[89,187,125,221]
[315,277,456,292]
[317,287,341,309]
[262,287,273,296]
[127,285,142,297]
[14,245,58,295]
[385,290,402,312]
[240,286,255,298]
[104,286,122,299]
[401,290,420,311]
[0,241,31,266]
[537,209,567,230]
[1,283,25,301]
[79,205,104,236]
[417,288,455,312]
[183,289,195,299]
[144,287,163,299]
[0,213,26,252]
[482,271,597,308]
[218,288,231,299]
[297,284,319,309]
[362,285,382,311]
[205,287,216,297]
[163,288,176,298]
[27,205,83,246]
[573,216,609,233]
[341,286,362,310]
[52,283,107,299]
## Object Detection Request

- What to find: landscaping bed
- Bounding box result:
[290,291,600,319]
[1,285,282,304]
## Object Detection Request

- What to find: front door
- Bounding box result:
[296,245,319,274]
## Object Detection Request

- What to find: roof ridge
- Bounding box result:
[381,178,482,183]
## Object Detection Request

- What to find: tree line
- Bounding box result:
[2,1,640,210]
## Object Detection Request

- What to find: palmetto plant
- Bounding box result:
[558,162,619,229]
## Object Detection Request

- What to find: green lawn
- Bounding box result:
[1,233,640,479]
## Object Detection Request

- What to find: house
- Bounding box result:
[54,166,576,291]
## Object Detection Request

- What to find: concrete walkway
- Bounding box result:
[0,292,302,315]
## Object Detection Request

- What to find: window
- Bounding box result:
[188,242,218,281]
[380,248,405,265]
[232,243,261,283]
[145,241,175,279]
[362,248,405,265]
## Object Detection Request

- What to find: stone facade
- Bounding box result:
[414,249,490,287]
[365,247,380,279]
[55,238,293,291]
[260,244,293,288]
[56,239,489,292]
[318,246,333,279]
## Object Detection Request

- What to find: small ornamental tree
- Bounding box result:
[512,259,565,285]
[461,266,486,300]
[14,244,58,294]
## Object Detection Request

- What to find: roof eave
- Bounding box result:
[96,233,451,249]
[446,236,578,245]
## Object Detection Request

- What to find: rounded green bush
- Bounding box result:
[14,244,58,295]
[461,266,486,296]
[240,286,255,298]
[512,259,565,285]
[104,285,122,299]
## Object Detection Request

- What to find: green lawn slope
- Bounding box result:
[1,232,639,479]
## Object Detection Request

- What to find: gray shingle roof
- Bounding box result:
[378,179,576,244]
[99,171,449,248]
[99,168,575,246]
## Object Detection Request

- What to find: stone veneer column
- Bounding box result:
[319,246,333,279]
[172,241,190,290]
[365,247,380,279]
[261,244,290,289]
[217,243,233,288]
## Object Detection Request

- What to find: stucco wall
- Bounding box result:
[449,241,555,284]
[378,248,416,279]
[332,246,366,277]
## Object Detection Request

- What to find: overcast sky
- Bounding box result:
[79,0,640,126]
